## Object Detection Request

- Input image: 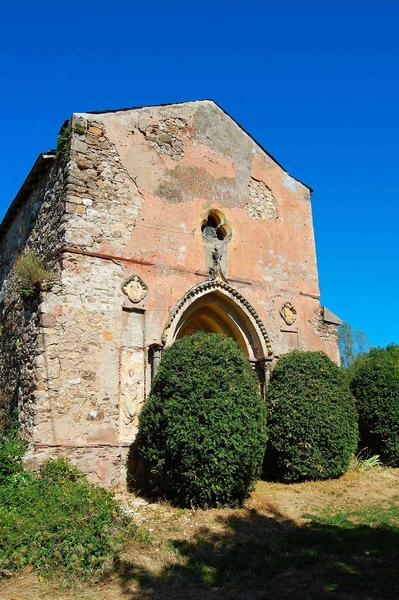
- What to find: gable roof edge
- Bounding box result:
[83,98,313,192]
[0,152,56,242]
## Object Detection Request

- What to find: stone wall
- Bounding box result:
[65,115,143,251]
[0,155,67,433]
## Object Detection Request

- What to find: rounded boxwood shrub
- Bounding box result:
[350,345,399,466]
[137,332,267,507]
[265,351,358,482]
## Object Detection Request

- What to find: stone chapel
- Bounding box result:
[0,100,341,486]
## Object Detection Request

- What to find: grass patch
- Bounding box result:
[73,123,86,135]
[305,500,399,529]
[14,250,55,299]
[116,497,399,599]
[131,526,153,547]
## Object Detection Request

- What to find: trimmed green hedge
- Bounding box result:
[350,345,399,466]
[137,332,267,507]
[265,351,358,482]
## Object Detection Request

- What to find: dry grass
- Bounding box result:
[14,251,54,298]
[2,468,399,600]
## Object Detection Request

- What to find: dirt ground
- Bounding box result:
[2,468,399,600]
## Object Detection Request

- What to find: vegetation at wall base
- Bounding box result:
[137,332,267,508]
[265,350,358,483]
[0,428,132,579]
[0,419,26,483]
[350,345,399,467]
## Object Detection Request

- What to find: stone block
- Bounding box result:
[88,125,103,137]
[39,314,57,328]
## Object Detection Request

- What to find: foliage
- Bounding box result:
[137,332,267,508]
[338,321,370,370]
[0,431,131,579]
[349,449,382,472]
[73,123,86,135]
[0,419,26,484]
[350,345,399,466]
[265,350,358,482]
[38,458,85,484]
[14,250,54,299]
[56,125,71,159]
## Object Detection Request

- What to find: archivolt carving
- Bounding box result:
[162,278,272,356]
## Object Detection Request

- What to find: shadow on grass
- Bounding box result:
[113,503,399,600]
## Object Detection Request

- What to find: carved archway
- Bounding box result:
[162,279,272,362]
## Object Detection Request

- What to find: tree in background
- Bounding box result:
[350,345,399,466]
[338,322,370,369]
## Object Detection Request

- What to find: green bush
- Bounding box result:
[137,332,267,508]
[0,420,26,484]
[0,438,130,578]
[265,351,358,482]
[350,345,399,466]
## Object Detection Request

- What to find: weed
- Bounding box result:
[166,539,181,555]
[349,449,383,472]
[14,250,54,299]
[131,525,153,547]
[56,125,71,159]
[73,123,86,135]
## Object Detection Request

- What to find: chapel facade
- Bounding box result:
[0,100,341,486]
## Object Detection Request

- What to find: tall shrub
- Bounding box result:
[350,345,399,466]
[265,351,358,482]
[137,332,267,507]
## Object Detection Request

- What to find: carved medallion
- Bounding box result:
[122,275,148,303]
[280,302,297,326]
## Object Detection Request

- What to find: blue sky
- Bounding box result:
[1,1,398,347]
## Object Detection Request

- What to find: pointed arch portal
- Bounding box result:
[160,279,273,391]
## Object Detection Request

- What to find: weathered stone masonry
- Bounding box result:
[0,100,341,486]
[0,153,67,432]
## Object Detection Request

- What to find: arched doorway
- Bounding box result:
[160,280,273,393]
[174,292,257,359]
